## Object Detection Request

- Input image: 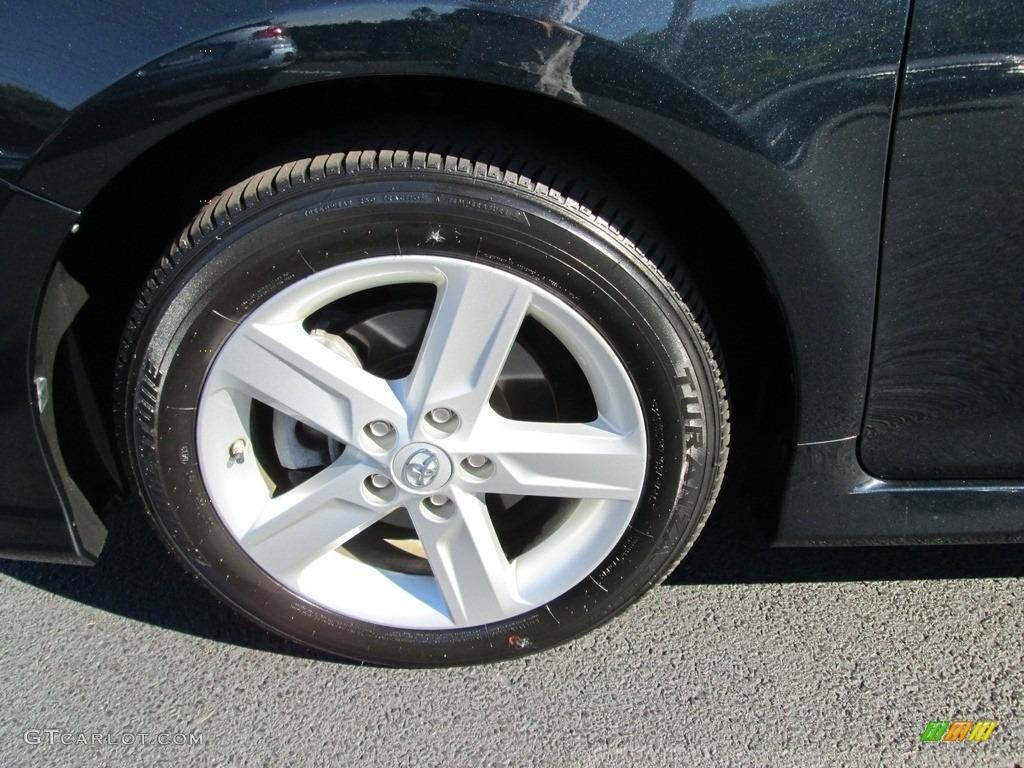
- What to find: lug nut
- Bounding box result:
[423,494,455,520]
[362,473,398,505]
[361,420,397,452]
[460,455,495,480]
[429,408,453,424]
[229,439,247,464]
[424,407,460,436]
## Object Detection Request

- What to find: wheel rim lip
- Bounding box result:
[195,255,648,630]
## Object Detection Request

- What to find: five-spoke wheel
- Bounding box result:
[197,256,647,629]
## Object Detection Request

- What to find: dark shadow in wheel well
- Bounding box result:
[50,75,795,541]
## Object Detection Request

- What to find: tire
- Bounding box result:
[117,144,729,666]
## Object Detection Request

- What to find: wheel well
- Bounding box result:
[52,74,795,537]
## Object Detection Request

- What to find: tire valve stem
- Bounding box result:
[229,438,247,465]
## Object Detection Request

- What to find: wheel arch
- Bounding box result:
[39,73,797,543]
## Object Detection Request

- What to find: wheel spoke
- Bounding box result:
[404,265,532,429]
[240,456,392,578]
[213,321,406,445]
[473,413,646,501]
[413,487,530,625]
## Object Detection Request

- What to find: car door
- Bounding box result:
[862,0,1024,479]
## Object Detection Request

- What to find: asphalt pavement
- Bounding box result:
[1,486,1021,768]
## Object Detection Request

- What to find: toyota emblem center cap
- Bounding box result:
[404,448,439,488]
[392,443,453,493]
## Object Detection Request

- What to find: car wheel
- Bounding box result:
[117,145,729,665]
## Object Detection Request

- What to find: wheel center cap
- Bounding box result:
[405,449,439,487]
[392,443,453,493]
